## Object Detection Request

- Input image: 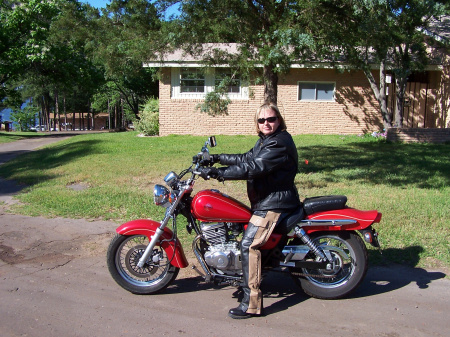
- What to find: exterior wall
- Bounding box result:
[158,66,445,136]
[278,68,382,135]
[159,68,260,136]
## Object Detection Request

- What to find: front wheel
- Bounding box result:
[289,231,368,299]
[107,234,179,294]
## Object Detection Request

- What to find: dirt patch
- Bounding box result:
[66,182,90,191]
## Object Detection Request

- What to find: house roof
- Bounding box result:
[144,43,347,69]
[422,15,450,45]
[144,34,446,70]
[144,43,243,68]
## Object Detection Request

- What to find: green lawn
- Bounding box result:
[0,131,448,271]
[0,131,47,143]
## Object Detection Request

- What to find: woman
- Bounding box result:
[198,103,301,319]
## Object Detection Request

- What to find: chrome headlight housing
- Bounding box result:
[164,171,179,188]
[153,184,171,207]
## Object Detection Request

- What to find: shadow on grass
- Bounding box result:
[297,141,450,189]
[0,139,102,189]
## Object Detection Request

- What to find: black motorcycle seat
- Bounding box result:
[303,195,347,216]
[275,207,305,234]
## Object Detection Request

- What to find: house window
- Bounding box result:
[180,68,205,93]
[298,82,335,101]
[171,67,248,99]
[215,70,240,93]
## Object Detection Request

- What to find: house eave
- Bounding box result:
[143,62,442,72]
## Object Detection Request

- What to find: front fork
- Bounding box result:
[136,185,190,268]
[137,227,167,268]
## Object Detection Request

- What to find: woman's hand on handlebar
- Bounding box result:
[196,167,224,181]
[193,154,220,167]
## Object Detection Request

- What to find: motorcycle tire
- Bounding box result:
[107,234,179,295]
[288,231,368,299]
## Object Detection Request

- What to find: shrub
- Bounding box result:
[135,98,159,136]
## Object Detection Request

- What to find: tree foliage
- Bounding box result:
[1,0,161,130]
[160,0,447,125]
[87,0,162,119]
[162,0,317,110]
[0,0,60,102]
[310,0,446,128]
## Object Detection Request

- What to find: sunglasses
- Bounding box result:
[257,116,278,124]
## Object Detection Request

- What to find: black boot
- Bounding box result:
[228,303,258,319]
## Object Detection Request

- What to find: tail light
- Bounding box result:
[374,212,382,223]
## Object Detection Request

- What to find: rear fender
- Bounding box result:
[116,219,189,268]
[301,208,382,235]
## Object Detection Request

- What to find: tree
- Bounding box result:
[18,0,105,131]
[161,0,317,111]
[0,0,60,102]
[88,0,162,120]
[315,0,446,128]
[10,105,38,131]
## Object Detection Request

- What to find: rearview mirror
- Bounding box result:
[208,136,217,148]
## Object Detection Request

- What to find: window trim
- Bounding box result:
[297,81,336,102]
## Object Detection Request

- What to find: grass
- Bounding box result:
[0,131,448,272]
[0,131,47,143]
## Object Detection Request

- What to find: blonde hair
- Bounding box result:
[254,103,287,134]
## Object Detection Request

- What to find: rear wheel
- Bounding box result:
[289,231,368,299]
[107,234,179,294]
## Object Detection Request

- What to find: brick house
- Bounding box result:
[145,40,449,137]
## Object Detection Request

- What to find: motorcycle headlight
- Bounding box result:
[153,184,171,207]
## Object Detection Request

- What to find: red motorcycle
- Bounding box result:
[107,136,381,299]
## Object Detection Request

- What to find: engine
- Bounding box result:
[201,222,242,273]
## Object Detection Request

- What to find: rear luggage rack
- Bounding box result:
[299,219,357,226]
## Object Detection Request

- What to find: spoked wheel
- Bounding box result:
[107,234,179,294]
[289,231,368,299]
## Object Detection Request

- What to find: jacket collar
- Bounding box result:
[259,126,283,140]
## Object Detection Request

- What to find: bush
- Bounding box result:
[135,98,159,136]
[11,106,38,131]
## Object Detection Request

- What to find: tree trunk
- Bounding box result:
[64,94,67,131]
[72,93,76,131]
[363,60,392,129]
[42,92,51,132]
[264,64,278,105]
[394,76,407,128]
[114,104,118,129]
[55,90,59,131]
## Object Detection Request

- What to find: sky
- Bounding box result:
[82,0,109,9]
[83,0,180,18]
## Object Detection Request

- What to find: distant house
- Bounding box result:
[149,21,448,136]
[47,112,110,131]
[1,121,13,132]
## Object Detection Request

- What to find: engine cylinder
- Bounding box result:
[201,222,227,245]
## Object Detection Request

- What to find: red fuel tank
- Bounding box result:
[191,189,251,222]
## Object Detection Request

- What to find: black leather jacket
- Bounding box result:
[217,127,301,211]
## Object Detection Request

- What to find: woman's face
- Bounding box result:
[258,108,280,136]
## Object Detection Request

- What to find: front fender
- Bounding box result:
[116,219,189,268]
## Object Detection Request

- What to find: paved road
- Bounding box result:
[0,134,449,336]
